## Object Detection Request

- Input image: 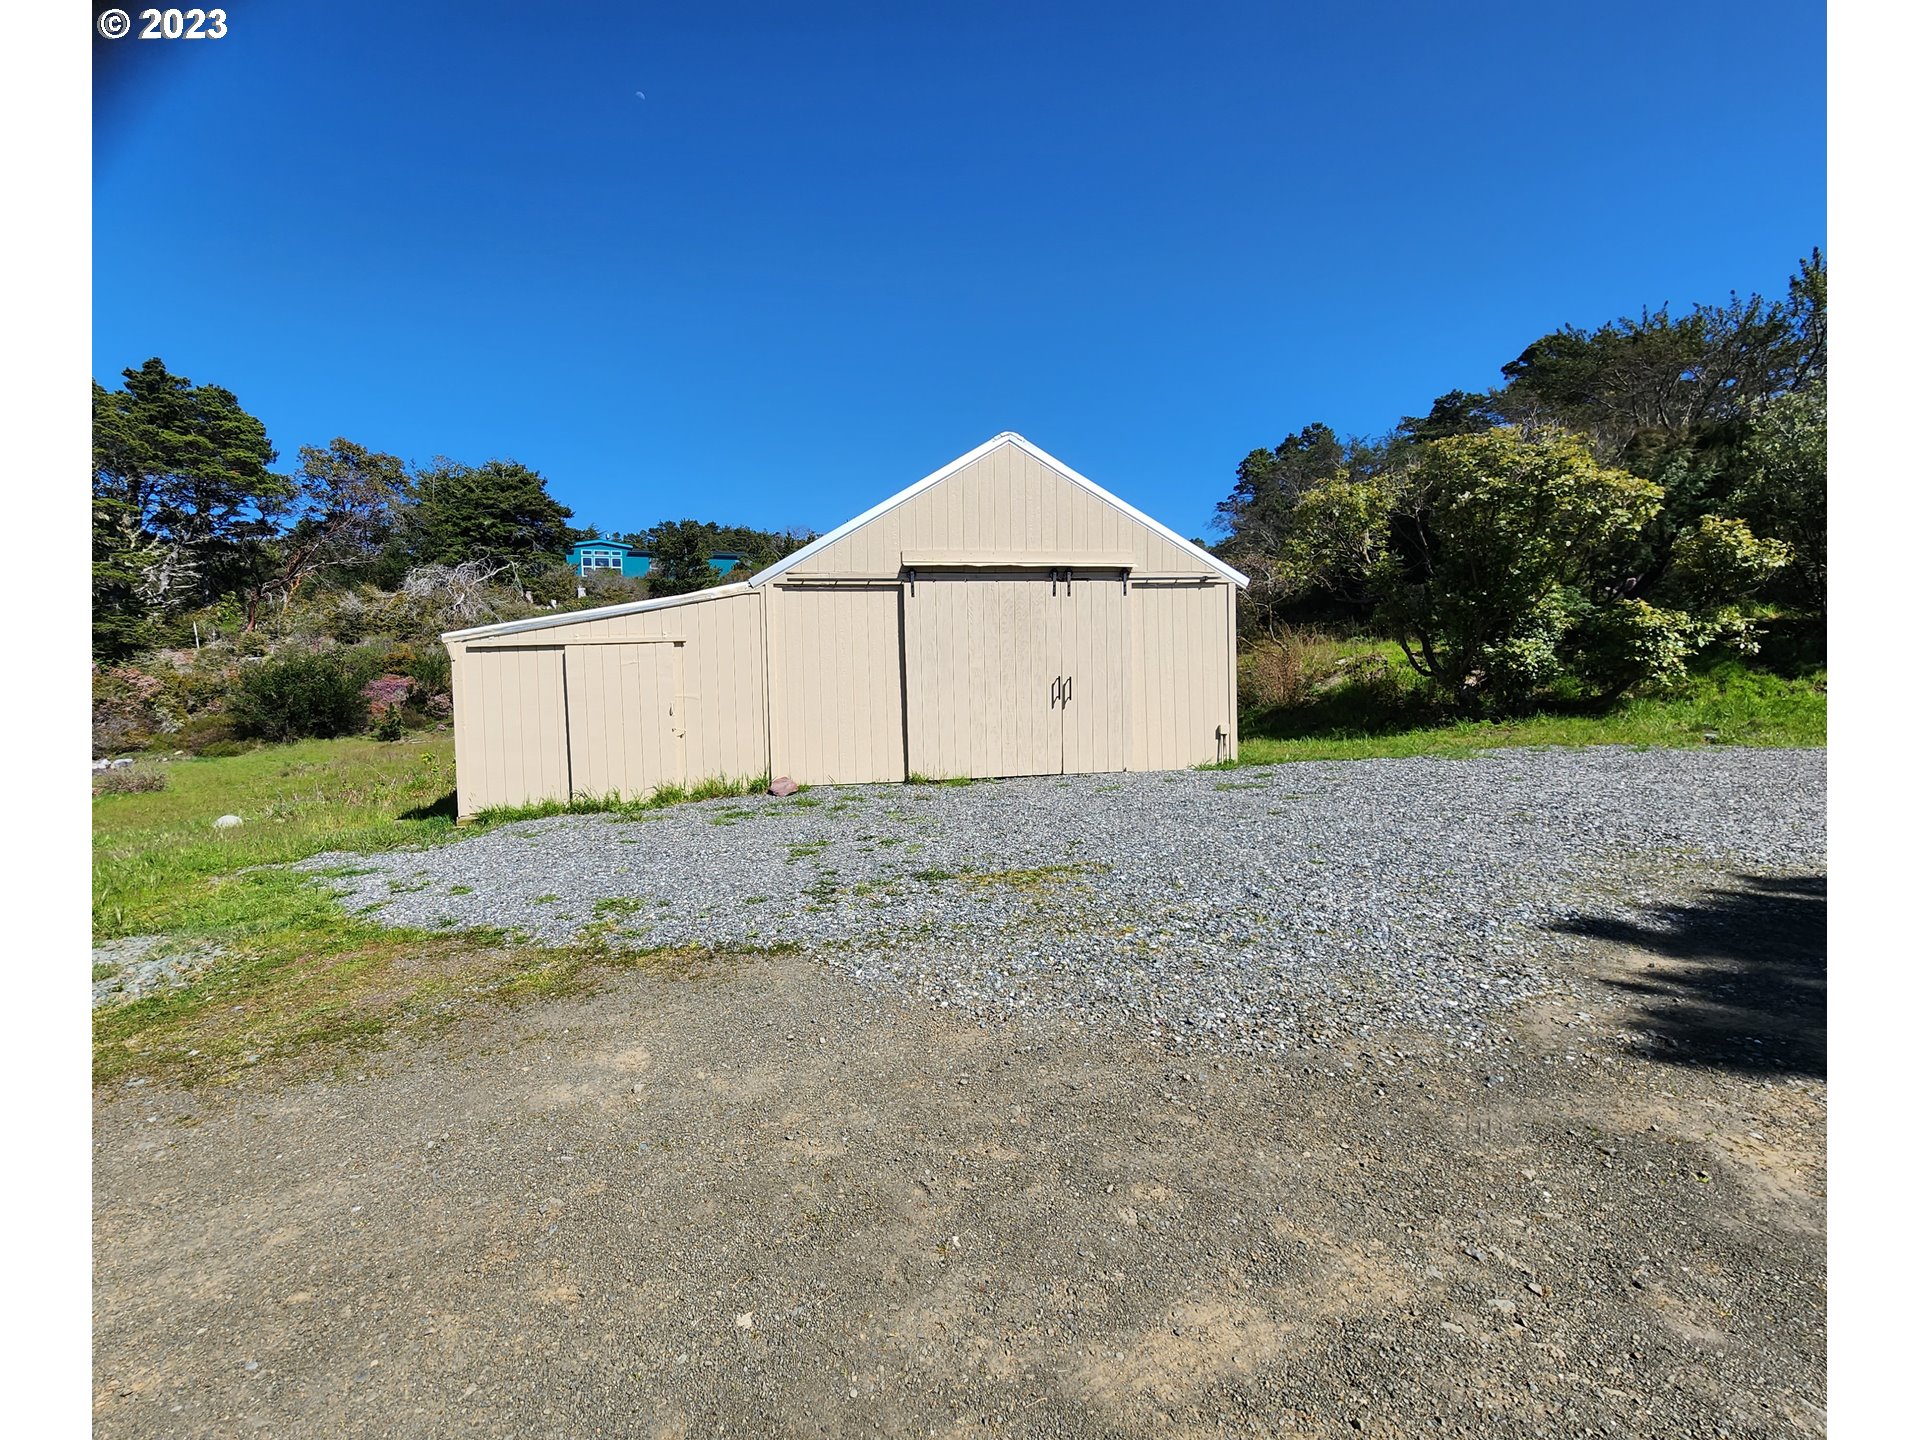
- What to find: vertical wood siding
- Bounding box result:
[449,644,571,811]
[563,641,684,800]
[783,444,1221,579]
[1128,580,1234,769]
[449,589,767,816]
[767,583,907,784]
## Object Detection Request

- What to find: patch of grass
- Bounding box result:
[91,737,787,1089]
[93,962,120,983]
[1226,646,1825,767]
[591,896,649,918]
[961,863,1107,893]
[470,772,772,828]
[94,738,462,940]
[447,884,473,896]
[911,867,961,884]
[905,772,975,787]
[786,841,829,862]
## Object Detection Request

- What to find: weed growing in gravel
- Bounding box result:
[786,841,829,862]
[471,772,772,827]
[963,863,1108,892]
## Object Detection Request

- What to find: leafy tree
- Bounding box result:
[1375,428,1667,707]
[647,519,724,597]
[92,358,284,657]
[1498,251,1826,471]
[1212,424,1382,635]
[237,438,409,629]
[1733,383,1826,606]
[1397,389,1505,444]
[399,458,573,567]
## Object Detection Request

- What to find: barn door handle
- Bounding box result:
[1062,675,1073,705]
[1050,676,1061,708]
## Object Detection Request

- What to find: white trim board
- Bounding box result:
[441,581,754,643]
[749,433,1249,590]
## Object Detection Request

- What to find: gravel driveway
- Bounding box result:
[301,747,1825,1052]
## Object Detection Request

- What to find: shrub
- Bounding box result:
[230,651,369,741]
[405,642,453,699]
[92,667,160,756]
[372,706,408,742]
[361,672,414,714]
[95,768,167,795]
[1239,627,1334,714]
[172,711,241,756]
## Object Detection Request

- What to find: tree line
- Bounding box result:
[91,359,811,661]
[1210,252,1825,711]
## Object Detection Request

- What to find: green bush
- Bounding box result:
[230,652,369,741]
[405,642,453,699]
[171,711,242,756]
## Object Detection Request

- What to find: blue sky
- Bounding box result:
[93,1,1826,540]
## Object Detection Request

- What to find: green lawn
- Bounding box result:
[94,736,461,940]
[90,737,741,1088]
[1232,662,1826,766]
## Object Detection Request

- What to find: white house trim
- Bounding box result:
[441,581,753,643]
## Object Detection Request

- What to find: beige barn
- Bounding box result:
[443,433,1248,817]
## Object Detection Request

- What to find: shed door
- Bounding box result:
[904,574,1061,779]
[564,641,686,800]
[1060,575,1128,774]
[903,572,1130,779]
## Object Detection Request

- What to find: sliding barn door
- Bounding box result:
[903,574,1061,779]
[902,570,1131,780]
[1059,575,1128,774]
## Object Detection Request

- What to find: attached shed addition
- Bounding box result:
[443,433,1248,816]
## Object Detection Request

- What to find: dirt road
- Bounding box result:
[94,873,1825,1438]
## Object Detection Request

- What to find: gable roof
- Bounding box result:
[748,433,1248,588]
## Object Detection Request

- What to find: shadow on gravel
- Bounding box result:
[1552,874,1826,1079]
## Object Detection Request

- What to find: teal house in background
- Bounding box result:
[567,538,650,577]
[565,539,746,579]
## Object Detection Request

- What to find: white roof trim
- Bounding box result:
[441,580,753,643]
[748,432,1248,589]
